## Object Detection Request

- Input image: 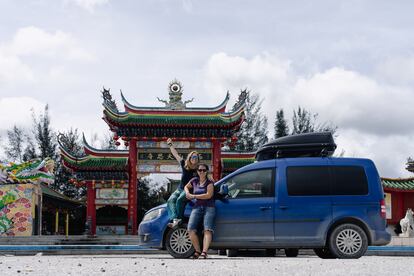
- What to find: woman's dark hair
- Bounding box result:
[197,163,209,171]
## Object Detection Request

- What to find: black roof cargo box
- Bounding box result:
[255,132,336,161]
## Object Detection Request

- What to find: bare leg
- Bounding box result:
[202,230,213,253]
[189,230,201,253]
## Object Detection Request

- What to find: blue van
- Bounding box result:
[138,156,390,259]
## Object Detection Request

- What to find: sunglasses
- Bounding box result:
[197,169,207,172]
[191,156,199,159]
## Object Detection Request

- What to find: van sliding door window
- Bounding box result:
[224,169,274,199]
[287,166,330,196]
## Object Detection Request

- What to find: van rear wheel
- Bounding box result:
[218,249,226,256]
[265,249,277,257]
[328,223,368,259]
[226,249,238,257]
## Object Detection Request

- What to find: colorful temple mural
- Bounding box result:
[59,80,253,235]
[0,159,55,236]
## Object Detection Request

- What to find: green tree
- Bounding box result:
[33,105,57,160]
[274,109,289,139]
[101,133,117,150]
[22,135,37,161]
[137,177,164,222]
[232,89,268,151]
[291,106,337,135]
[5,125,25,162]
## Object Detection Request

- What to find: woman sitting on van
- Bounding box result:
[184,163,215,259]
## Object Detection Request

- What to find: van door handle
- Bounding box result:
[279,205,288,210]
[259,206,272,211]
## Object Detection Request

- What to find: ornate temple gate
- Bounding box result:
[60,80,247,235]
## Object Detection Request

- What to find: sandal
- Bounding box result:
[199,252,208,259]
[192,251,201,259]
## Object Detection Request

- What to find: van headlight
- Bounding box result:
[142,208,165,222]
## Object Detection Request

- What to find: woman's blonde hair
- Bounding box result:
[184,151,200,170]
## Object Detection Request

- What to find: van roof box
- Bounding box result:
[255,132,337,161]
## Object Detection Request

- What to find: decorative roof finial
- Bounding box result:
[102,87,119,112]
[157,79,194,110]
[233,88,249,111]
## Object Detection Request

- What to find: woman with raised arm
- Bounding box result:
[166,138,199,228]
[184,163,215,259]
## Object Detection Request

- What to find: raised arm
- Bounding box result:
[167,138,183,162]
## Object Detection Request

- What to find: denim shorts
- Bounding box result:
[187,206,216,233]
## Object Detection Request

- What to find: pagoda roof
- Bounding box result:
[382,177,414,192]
[103,98,245,128]
[41,183,83,206]
[121,91,230,113]
[102,88,246,139]
[58,135,128,173]
[221,152,255,172]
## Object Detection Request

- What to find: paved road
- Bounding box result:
[0,253,410,276]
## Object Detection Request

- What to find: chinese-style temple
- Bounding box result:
[59,80,254,235]
[381,158,414,226]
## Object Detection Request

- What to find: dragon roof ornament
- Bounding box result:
[0,158,55,185]
[157,79,194,110]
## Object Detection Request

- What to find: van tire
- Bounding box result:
[218,249,226,256]
[226,249,238,257]
[165,226,194,258]
[285,248,299,257]
[313,248,336,259]
[328,223,368,259]
[265,249,277,257]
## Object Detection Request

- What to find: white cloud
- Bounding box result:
[0,26,94,86]
[203,52,292,110]
[182,0,194,13]
[376,56,414,85]
[292,68,414,136]
[0,53,34,83]
[65,0,109,12]
[0,97,46,131]
[0,26,94,61]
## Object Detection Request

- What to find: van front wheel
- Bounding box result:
[328,223,368,259]
[165,226,194,258]
[284,248,299,257]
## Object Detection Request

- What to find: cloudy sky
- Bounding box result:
[0,0,413,178]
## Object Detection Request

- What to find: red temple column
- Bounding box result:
[128,138,138,235]
[212,140,222,181]
[86,180,96,235]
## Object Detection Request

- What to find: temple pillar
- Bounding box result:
[212,140,222,181]
[55,209,59,235]
[86,181,96,235]
[65,212,69,237]
[128,138,138,235]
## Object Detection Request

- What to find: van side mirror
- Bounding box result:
[215,184,229,201]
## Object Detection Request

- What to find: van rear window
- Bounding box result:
[332,166,368,195]
[287,166,368,196]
